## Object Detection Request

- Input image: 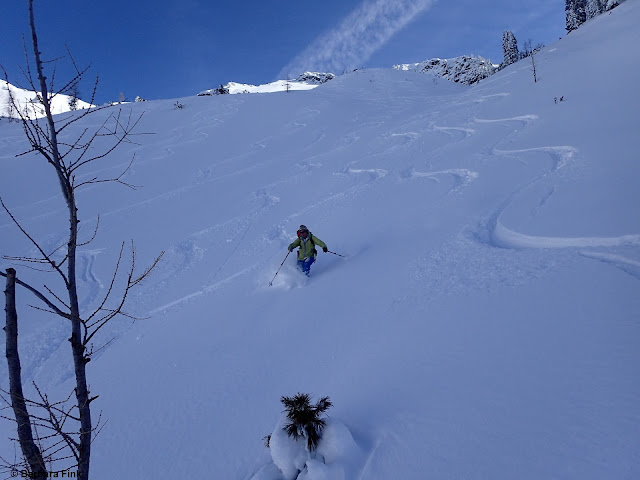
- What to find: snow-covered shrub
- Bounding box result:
[281,393,332,451]
[252,394,364,480]
[258,415,363,480]
[269,414,310,480]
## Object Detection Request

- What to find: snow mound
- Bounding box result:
[255,417,363,480]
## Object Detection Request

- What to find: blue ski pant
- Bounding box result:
[297,256,315,275]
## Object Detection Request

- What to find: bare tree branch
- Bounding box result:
[0,270,71,320]
[0,197,69,286]
[77,216,100,247]
[84,246,164,346]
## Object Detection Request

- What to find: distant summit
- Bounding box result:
[1,80,93,119]
[198,72,335,96]
[394,55,497,85]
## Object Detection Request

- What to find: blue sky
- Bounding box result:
[1,0,564,104]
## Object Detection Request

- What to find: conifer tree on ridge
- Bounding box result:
[502,31,519,67]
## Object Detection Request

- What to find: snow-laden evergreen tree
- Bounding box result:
[586,0,605,19]
[605,0,622,10]
[281,393,332,451]
[502,31,519,67]
[566,0,587,32]
[577,0,587,22]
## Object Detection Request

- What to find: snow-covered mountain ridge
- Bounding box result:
[1,79,93,119]
[198,72,336,96]
[394,55,498,85]
[0,2,639,479]
[202,54,498,96]
[204,55,498,96]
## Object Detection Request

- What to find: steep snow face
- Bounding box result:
[0,2,639,480]
[394,55,497,84]
[0,80,93,119]
[198,72,336,96]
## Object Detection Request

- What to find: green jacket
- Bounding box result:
[288,234,327,260]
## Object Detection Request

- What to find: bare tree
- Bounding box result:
[530,48,538,83]
[522,39,540,83]
[1,1,162,479]
[3,269,47,475]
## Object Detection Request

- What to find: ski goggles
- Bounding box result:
[297,229,309,237]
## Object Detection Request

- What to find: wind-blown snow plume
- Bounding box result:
[278,0,437,78]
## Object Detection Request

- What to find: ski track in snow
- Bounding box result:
[389,131,420,144]
[149,264,257,314]
[343,167,388,180]
[531,186,556,217]
[493,145,577,173]
[474,114,539,125]
[358,436,386,480]
[100,161,266,219]
[473,92,511,103]
[430,124,475,140]
[492,223,640,250]
[120,102,604,314]
[285,182,377,221]
[305,129,326,148]
[470,114,640,274]
[1,100,249,224]
[409,168,479,193]
[78,249,105,313]
[579,251,640,280]
[101,109,404,315]
[140,195,282,314]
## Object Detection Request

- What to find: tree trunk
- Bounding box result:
[28,2,92,478]
[4,268,47,474]
[67,196,92,480]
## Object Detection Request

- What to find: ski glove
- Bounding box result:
[322,246,328,253]
[288,246,294,252]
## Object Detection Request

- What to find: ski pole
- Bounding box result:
[327,250,346,257]
[269,251,291,286]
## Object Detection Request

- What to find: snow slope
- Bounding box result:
[0,2,639,479]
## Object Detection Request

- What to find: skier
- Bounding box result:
[288,225,328,276]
